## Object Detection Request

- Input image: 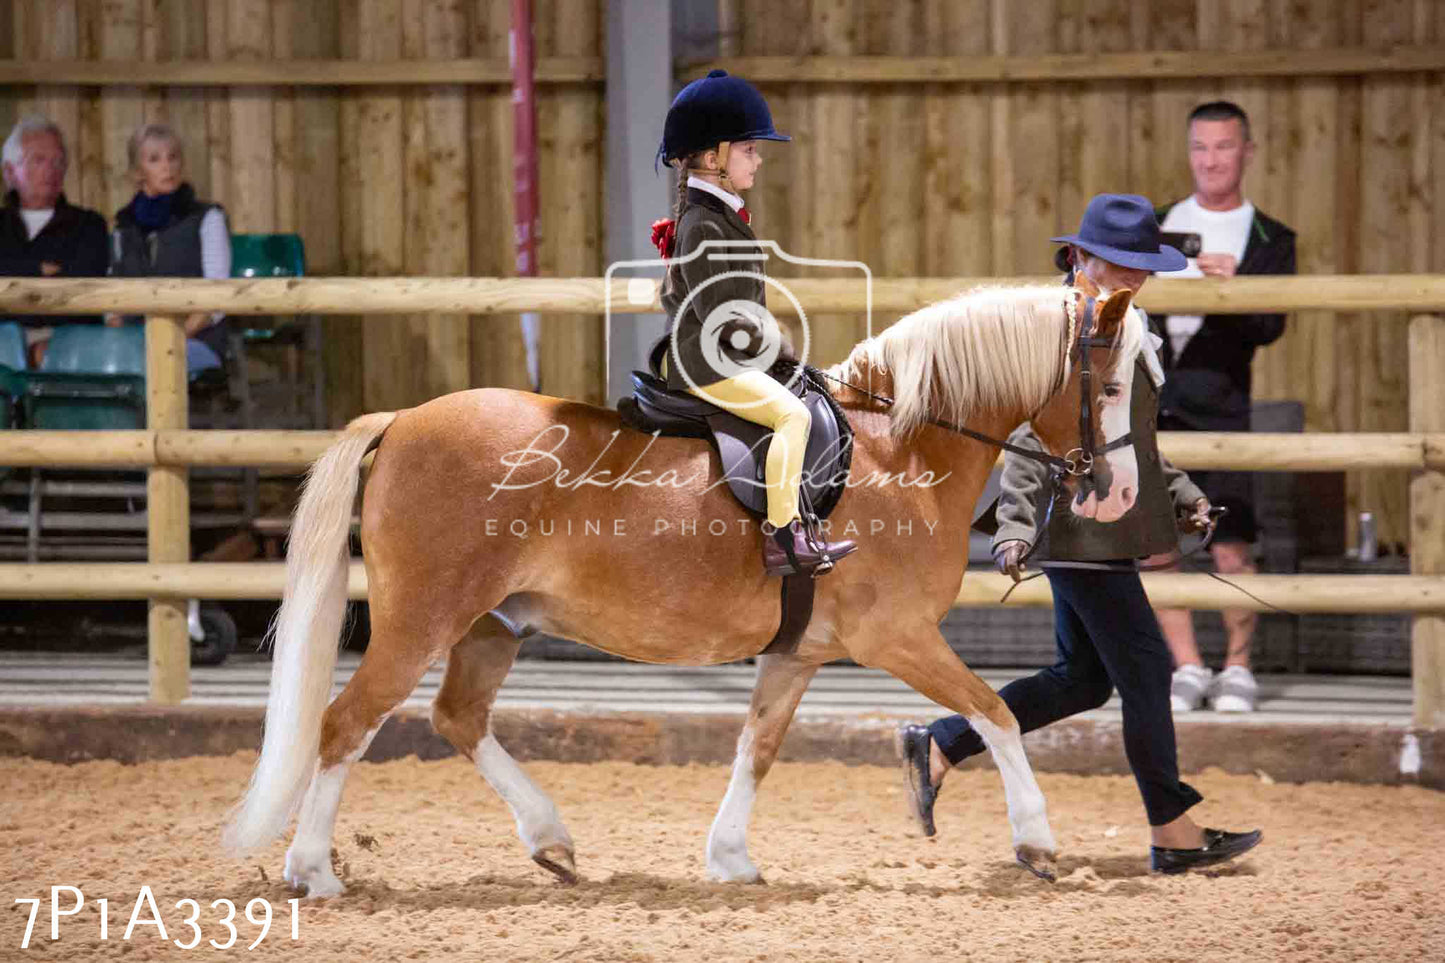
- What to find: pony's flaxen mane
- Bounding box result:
[831,284,1145,437]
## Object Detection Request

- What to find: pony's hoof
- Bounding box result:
[284,867,345,899]
[705,851,763,883]
[1015,845,1058,883]
[532,844,578,884]
[284,850,345,898]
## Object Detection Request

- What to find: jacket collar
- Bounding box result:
[686,174,744,212]
[685,187,753,237]
[116,182,200,230]
[2,189,78,242]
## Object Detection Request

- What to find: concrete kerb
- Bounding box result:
[0,706,1439,790]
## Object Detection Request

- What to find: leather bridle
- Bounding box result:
[1064,290,1136,498]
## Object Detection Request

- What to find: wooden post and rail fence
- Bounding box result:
[0,275,1442,727]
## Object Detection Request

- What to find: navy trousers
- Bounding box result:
[929,566,1203,827]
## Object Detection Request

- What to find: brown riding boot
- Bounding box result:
[763,520,858,578]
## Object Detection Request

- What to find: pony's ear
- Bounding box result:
[1094,288,1135,339]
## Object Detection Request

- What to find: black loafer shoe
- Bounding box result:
[1150,827,1262,875]
[896,724,940,837]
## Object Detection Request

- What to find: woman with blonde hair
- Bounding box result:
[109,122,231,374]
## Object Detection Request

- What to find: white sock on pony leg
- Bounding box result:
[284,719,386,899]
[474,734,573,859]
[968,714,1057,855]
[706,729,762,883]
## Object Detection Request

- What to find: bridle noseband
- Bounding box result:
[1066,291,1135,499]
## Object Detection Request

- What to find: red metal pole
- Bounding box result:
[511,0,541,390]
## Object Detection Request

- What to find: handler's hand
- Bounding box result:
[1180,497,1213,534]
[994,540,1029,582]
[1196,253,1237,278]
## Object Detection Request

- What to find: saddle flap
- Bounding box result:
[618,363,854,521]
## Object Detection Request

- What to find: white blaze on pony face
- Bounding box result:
[1070,302,1143,523]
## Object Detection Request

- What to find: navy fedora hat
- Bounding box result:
[1050,193,1186,272]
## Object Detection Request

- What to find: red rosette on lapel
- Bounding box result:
[651,218,678,258]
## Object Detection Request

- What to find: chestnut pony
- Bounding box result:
[223,283,1145,896]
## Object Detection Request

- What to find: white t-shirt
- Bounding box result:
[1157,196,1256,357]
[20,207,54,240]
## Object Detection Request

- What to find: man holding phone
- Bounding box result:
[1151,101,1297,714]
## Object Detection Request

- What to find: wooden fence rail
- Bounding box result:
[3,430,1444,472]
[4,274,1445,316]
[0,279,1441,726]
[0,564,1439,616]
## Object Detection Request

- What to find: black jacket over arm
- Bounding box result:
[1153,205,1296,431]
[0,190,109,328]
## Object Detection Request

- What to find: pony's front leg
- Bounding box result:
[707,653,818,883]
[850,625,1058,879]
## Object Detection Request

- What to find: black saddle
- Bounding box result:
[616,342,854,521]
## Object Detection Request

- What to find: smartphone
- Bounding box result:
[1160,231,1203,258]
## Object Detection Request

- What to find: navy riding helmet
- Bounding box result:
[656,69,790,170]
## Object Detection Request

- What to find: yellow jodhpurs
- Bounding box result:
[687,370,811,529]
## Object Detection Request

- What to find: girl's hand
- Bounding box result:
[183,313,210,337]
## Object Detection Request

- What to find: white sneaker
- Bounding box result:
[1212,666,1259,713]
[1170,664,1213,712]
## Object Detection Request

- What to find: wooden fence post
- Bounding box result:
[1410,314,1445,728]
[146,314,189,704]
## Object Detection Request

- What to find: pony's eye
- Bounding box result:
[1102,383,1123,399]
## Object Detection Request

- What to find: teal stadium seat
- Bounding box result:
[0,322,24,428]
[23,325,146,429]
[0,321,25,371]
[229,233,324,428]
[41,324,146,375]
[231,233,305,278]
[0,366,21,429]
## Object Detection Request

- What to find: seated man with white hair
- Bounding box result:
[0,116,109,366]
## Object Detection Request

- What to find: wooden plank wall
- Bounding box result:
[723,0,1440,550]
[0,0,597,420]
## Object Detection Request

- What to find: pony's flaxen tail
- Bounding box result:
[221,411,398,855]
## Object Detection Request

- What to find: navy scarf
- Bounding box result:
[132,190,178,231]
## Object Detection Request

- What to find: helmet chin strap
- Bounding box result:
[686,140,735,193]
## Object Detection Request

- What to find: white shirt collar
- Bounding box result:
[687,175,744,213]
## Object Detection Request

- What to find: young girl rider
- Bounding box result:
[650,70,857,578]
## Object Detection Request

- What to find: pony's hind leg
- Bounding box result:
[431,614,577,883]
[283,618,436,898]
[849,624,1059,879]
[707,652,819,883]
